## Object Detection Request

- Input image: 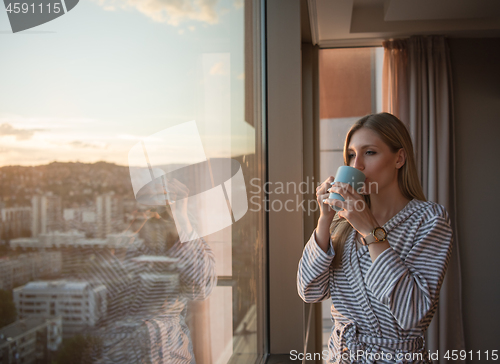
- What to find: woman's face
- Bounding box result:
[347,127,404,195]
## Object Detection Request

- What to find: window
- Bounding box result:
[0,0,266,363]
[319,47,383,182]
[318,47,383,360]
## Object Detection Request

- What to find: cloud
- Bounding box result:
[69,141,108,149]
[117,134,143,140]
[0,123,43,140]
[92,0,220,26]
[0,115,98,129]
[209,62,227,75]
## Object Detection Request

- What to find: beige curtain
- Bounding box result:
[383,35,466,363]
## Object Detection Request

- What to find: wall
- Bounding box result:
[319,48,373,119]
[449,38,500,352]
[267,0,305,354]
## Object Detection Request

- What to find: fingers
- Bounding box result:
[162,176,190,199]
[323,198,343,208]
[316,179,360,200]
[316,176,335,196]
[325,182,366,213]
[327,182,360,199]
[320,195,337,212]
[316,177,340,216]
[318,193,330,202]
[316,176,334,190]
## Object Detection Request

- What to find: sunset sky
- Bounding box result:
[0,0,254,167]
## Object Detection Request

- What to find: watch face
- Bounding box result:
[374,228,386,240]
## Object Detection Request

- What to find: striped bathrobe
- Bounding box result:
[297,199,453,364]
[78,226,216,364]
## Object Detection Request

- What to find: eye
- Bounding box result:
[366,151,376,155]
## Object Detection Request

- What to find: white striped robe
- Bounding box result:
[79,228,216,364]
[297,199,453,364]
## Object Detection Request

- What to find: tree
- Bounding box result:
[0,289,17,328]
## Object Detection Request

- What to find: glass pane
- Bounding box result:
[0,1,266,363]
[318,46,383,362]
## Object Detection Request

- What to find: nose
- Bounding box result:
[352,156,364,171]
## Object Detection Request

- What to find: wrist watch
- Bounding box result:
[361,227,387,246]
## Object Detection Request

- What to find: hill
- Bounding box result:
[0,162,134,208]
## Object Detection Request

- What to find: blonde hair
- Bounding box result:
[330,113,426,268]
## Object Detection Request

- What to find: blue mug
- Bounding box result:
[328,166,366,211]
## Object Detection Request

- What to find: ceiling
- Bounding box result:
[302,0,500,47]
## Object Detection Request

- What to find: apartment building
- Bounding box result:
[9,232,139,250]
[96,193,124,239]
[0,316,62,364]
[0,207,31,240]
[63,206,97,236]
[31,194,62,237]
[13,281,106,338]
[0,252,62,291]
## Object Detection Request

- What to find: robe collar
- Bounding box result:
[381,198,431,233]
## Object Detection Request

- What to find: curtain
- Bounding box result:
[383,35,466,363]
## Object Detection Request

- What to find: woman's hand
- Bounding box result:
[325,182,378,237]
[314,176,338,252]
[316,176,337,222]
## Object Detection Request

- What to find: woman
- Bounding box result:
[297,113,453,364]
[79,178,216,364]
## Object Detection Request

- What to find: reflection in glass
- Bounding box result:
[0,0,265,363]
[77,205,216,363]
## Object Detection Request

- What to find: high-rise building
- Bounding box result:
[0,206,32,240]
[13,281,107,338]
[96,193,123,238]
[0,316,62,363]
[31,194,62,237]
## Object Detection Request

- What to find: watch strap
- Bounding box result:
[361,233,376,245]
[361,227,387,246]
